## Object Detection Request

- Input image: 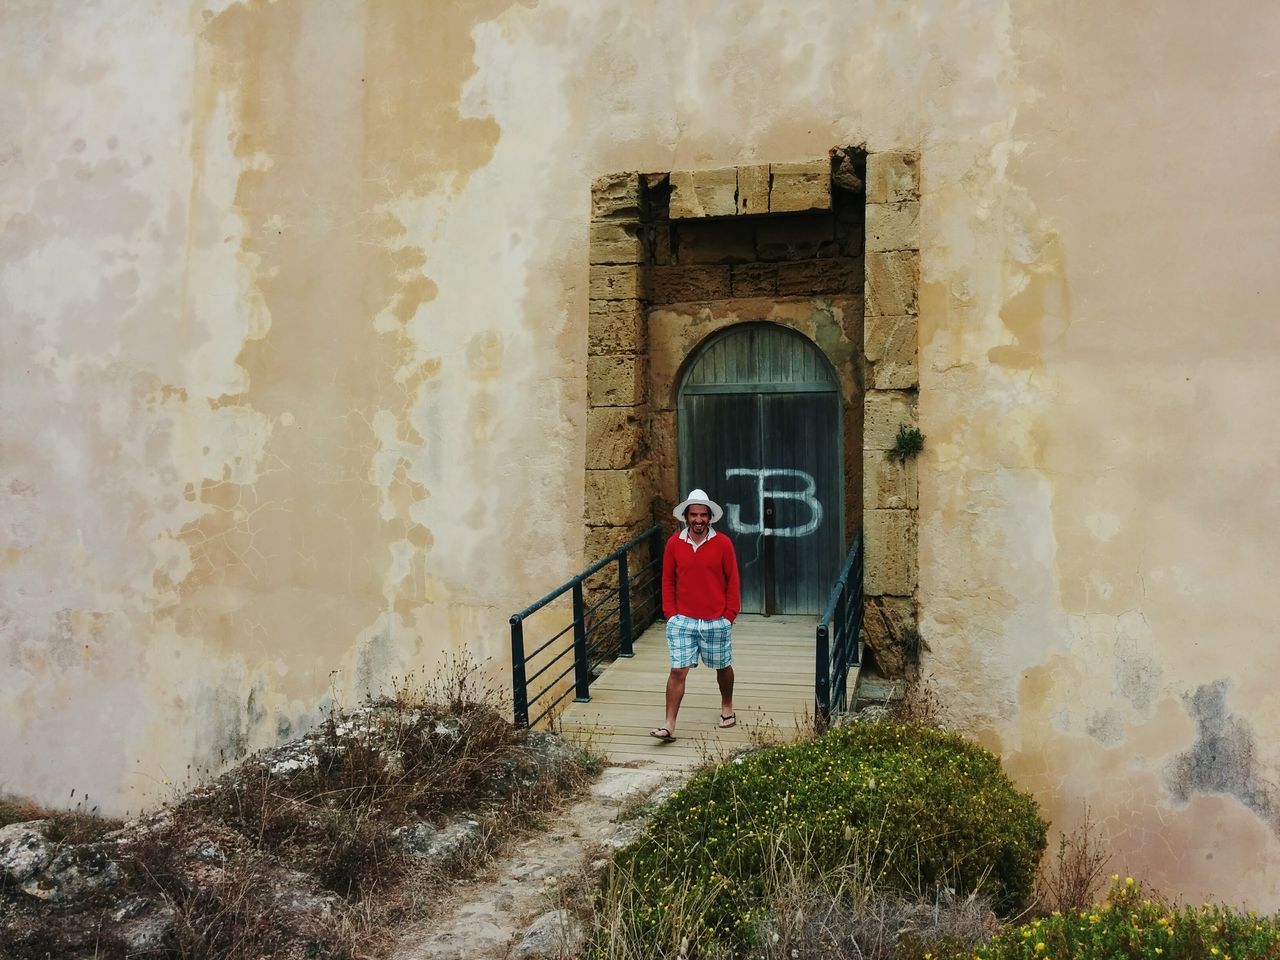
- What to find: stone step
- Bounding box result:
[854,676,905,705]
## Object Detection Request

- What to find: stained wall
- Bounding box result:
[2,0,1279,905]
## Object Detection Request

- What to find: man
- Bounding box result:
[650,488,741,743]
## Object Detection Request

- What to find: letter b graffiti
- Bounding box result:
[724,468,823,537]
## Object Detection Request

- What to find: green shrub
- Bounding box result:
[952,876,1280,960]
[891,424,925,461]
[606,723,1046,949]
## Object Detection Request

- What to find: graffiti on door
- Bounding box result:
[724,468,824,538]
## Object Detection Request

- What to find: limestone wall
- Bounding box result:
[3,0,1279,906]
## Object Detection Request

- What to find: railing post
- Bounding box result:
[618,551,634,658]
[650,528,663,619]
[572,580,591,702]
[834,591,847,711]
[815,622,830,722]
[510,615,529,728]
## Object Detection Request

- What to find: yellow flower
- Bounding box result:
[1035,943,1045,953]
[1126,876,1135,886]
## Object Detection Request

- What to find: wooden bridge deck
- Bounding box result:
[556,614,820,769]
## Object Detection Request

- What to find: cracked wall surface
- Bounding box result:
[2,0,1279,905]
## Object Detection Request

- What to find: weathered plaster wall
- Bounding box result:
[3,0,1279,905]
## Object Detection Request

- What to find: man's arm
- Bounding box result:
[721,537,741,623]
[661,535,677,620]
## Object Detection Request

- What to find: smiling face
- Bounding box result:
[685,503,711,538]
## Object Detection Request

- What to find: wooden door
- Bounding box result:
[678,325,842,615]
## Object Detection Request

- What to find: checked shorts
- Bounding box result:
[665,613,733,669]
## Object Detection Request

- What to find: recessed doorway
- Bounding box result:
[678,323,843,615]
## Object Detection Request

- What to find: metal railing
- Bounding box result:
[815,534,864,720]
[509,525,663,728]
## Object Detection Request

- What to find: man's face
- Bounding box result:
[685,504,711,536]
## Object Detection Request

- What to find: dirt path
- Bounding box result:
[386,764,684,960]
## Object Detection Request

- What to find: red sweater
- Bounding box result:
[662,530,741,623]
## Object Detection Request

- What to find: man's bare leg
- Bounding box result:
[663,666,690,735]
[716,666,735,724]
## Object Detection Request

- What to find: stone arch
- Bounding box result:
[653,310,862,550]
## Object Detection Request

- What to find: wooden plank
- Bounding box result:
[556,614,821,767]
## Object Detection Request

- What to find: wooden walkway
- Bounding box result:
[556,614,819,769]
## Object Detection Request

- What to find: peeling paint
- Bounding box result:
[1168,681,1279,834]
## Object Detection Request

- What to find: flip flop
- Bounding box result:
[718,714,737,729]
[650,727,677,743]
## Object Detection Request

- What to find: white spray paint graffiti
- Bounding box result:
[724,468,823,537]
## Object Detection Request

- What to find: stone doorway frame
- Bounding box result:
[584,149,921,674]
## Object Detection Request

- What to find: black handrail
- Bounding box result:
[815,535,864,720]
[509,525,663,728]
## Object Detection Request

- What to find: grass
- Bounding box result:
[0,793,121,846]
[890,424,925,462]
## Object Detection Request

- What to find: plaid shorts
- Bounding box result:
[665,614,733,669]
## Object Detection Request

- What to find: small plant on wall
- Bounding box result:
[890,424,924,462]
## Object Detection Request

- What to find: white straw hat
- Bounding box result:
[673,488,724,524]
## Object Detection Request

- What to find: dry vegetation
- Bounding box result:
[0,659,597,959]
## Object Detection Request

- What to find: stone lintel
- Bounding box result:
[737,164,770,214]
[769,161,831,213]
[669,168,737,219]
[776,258,857,296]
[649,264,732,302]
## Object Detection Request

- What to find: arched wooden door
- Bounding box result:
[678,324,843,615]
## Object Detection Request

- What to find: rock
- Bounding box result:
[512,909,585,960]
[268,753,318,777]
[589,766,667,802]
[433,719,461,740]
[186,840,227,864]
[523,731,582,777]
[21,843,122,902]
[832,152,864,194]
[111,895,151,922]
[847,703,893,725]
[0,820,54,884]
[861,596,918,677]
[394,822,439,857]
[395,818,482,866]
[271,878,336,918]
[118,903,177,955]
[431,819,482,863]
